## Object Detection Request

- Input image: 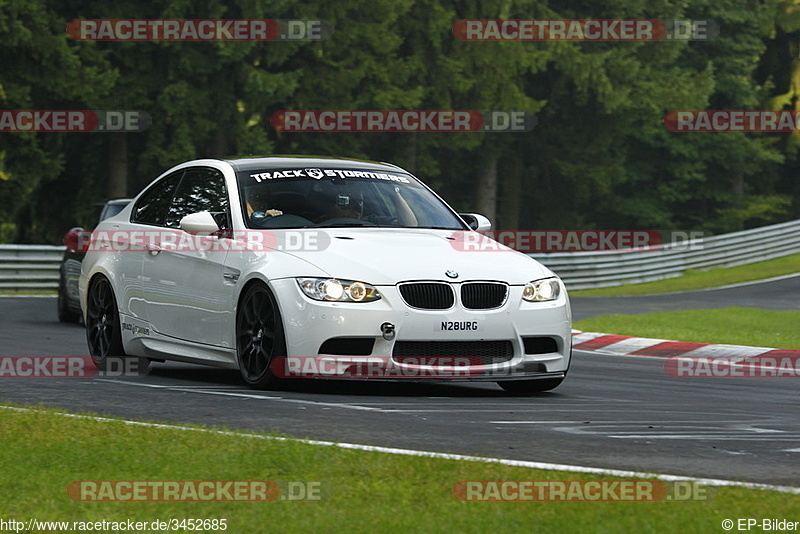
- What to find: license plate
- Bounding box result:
[435,320,481,332]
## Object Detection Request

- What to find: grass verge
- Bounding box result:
[570,253,800,297]
[0,404,798,533]
[574,308,800,349]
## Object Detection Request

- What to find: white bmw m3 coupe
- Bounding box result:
[80,156,572,393]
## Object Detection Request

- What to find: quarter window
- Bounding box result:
[131,171,182,226]
[165,167,229,229]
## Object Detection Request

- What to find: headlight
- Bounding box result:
[297,278,381,302]
[522,278,561,302]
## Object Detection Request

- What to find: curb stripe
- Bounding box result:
[763,349,800,357]
[573,331,796,359]
[573,334,631,351]
[679,345,774,358]
[632,341,709,357]
[570,331,607,345]
[597,337,670,355]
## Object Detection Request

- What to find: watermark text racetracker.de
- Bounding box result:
[453,19,718,41]
[272,356,486,379]
[68,480,328,502]
[65,229,331,253]
[0,357,146,378]
[270,110,537,132]
[664,110,800,132]
[269,356,566,379]
[453,480,711,501]
[66,19,332,41]
[449,230,704,253]
[0,110,150,133]
[665,353,800,378]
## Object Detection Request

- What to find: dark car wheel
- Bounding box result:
[498,376,565,395]
[85,276,149,374]
[57,275,81,324]
[236,282,287,390]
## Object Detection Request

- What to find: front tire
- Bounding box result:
[498,377,564,395]
[236,282,287,390]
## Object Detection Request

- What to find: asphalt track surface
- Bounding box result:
[571,273,800,321]
[1,279,798,487]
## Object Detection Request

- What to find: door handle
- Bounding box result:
[145,243,162,256]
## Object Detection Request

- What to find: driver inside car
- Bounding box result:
[306,181,366,223]
[245,189,283,224]
[333,190,364,220]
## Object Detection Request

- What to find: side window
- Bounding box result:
[131,171,183,226]
[165,167,229,229]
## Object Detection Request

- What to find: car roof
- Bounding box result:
[220,155,408,174]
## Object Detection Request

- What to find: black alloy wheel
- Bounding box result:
[236,283,287,389]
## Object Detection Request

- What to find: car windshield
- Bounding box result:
[237,168,466,229]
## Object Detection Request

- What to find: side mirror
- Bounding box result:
[459,213,492,232]
[180,211,220,234]
[63,227,90,252]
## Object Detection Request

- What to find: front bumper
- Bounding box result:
[270,278,572,381]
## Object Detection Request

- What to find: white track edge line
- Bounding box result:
[586,272,800,298]
[2,405,798,494]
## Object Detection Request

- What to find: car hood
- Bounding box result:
[274,228,554,285]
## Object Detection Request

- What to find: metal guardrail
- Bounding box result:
[1,219,799,292]
[532,219,800,290]
[0,245,65,292]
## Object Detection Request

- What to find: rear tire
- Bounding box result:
[85,276,149,375]
[236,282,287,390]
[498,377,564,395]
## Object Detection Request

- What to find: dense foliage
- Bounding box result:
[1,0,798,243]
